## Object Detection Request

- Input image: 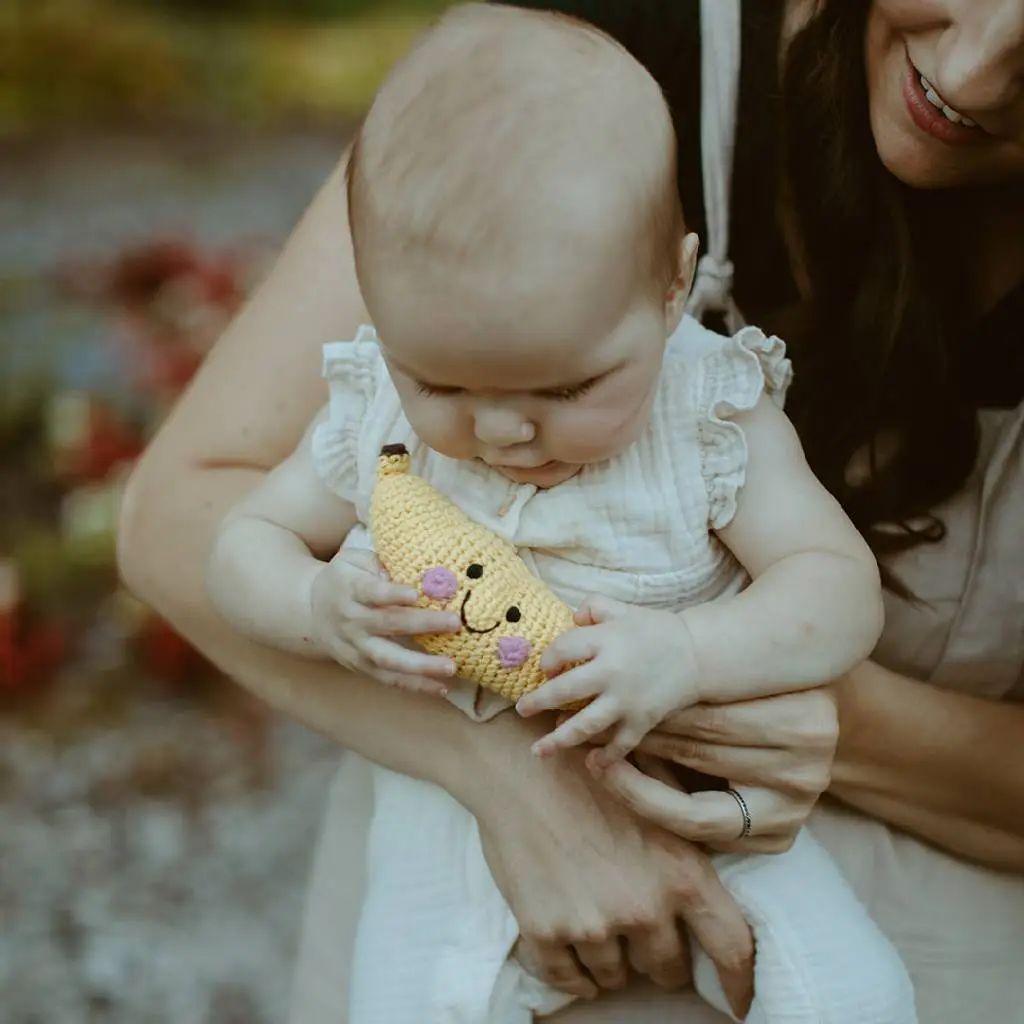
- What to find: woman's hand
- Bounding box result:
[595,688,838,853]
[470,735,754,1015]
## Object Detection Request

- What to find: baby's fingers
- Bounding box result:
[360,605,461,638]
[531,698,621,758]
[360,637,455,681]
[538,628,603,677]
[351,574,420,608]
[591,722,649,767]
[516,662,604,717]
[372,670,453,697]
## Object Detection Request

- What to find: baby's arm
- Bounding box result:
[518,396,882,759]
[206,418,459,693]
[681,394,883,700]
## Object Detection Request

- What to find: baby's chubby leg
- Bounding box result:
[693,830,918,1024]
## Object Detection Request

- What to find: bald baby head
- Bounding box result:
[346,2,685,311]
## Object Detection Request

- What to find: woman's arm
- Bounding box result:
[832,660,1024,872]
[117,156,476,776]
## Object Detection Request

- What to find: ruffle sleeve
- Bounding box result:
[697,326,792,531]
[310,325,383,503]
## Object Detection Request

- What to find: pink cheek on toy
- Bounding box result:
[497,636,532,669]
[421,566,458,602]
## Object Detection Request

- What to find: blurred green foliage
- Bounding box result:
[138,0,445,15]
[0,0,453,134]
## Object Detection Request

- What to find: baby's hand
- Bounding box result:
[516,596,701,763]
[308,547,460,695]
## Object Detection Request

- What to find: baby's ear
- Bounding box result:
[664,232,699,334]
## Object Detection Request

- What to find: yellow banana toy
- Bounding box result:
[370,444,575,702]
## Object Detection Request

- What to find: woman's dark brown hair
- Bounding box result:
[780,1,979,590]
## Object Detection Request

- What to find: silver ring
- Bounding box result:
[726,788,752,839]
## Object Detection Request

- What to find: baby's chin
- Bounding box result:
[492,460,582,489]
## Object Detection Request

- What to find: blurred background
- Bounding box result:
[1,1,450,1019]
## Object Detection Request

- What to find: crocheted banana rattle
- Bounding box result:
[370,444,575,701]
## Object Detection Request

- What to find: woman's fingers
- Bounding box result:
[514,938,597,999]
[573,937,629,991]
[633,750,681,787]
[530,698,619,757]
[638,726,833,800]
[592,758,783,842]
[625,921,692,991]
[669,859,754,1019]
[631,753,802,853]
[659,690,838,752]
[711,832,797,855]
[637,733,792,788]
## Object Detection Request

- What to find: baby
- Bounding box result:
[208,5,917,1024]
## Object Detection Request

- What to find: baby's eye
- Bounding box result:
[536,375,604,402]
[415,381,463,398]
[505,606,521,623]
[467,564,484,579]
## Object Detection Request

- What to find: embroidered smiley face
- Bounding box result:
[370,445,575,700]
[417,559,535,670]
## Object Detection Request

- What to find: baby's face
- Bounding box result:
[370,239,675,488]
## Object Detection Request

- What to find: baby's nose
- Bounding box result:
[472,406,535,448]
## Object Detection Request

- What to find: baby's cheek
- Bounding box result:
[402,399,475,461]
[546,404,645,462]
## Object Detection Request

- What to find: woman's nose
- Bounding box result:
[936,1,1024,114]
[472,405,535,447]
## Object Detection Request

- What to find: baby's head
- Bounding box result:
[347,3,695,486]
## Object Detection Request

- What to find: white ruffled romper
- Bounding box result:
[309,314,916,1024]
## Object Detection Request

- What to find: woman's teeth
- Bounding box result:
[918,73,977,128]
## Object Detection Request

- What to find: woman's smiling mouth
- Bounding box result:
[903,49,988,146]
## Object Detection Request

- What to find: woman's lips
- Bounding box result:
[902,52,988,147]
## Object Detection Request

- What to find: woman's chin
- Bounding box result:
[872,118,966,190]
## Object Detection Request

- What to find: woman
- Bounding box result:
[117,0,1024,1021]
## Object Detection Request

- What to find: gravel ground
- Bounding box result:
[1,130,351,1024]
[1,692,338,1024]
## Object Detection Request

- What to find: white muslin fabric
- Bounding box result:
[307,316,916,1024]
[350,770,915,1024]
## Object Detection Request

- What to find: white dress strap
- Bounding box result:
[685,0,745,333]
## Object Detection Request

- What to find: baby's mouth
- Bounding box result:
[460,590,500,634]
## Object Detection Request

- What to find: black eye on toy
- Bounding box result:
[467,564,484,579]
[505,606,521,623]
